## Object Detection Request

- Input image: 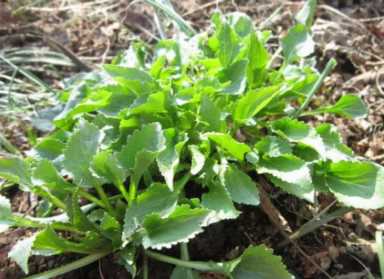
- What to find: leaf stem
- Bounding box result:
[116,181,130,204]
[25,251,110,279]
[128,181,137,207]
[145,250,229,275]
[291,58,337,118]
[0,132,20,155]
[94,184,116,217]
[77,189,105,208]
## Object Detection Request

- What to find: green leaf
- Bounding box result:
[117,123,166,184]
[223,165,260,206]
[316,124,353,161]
[296,0,317,27]
[30,138,65,161]
[255,136,292,157]
[8,234,37,274]
[129,91,167,116]
[257,154,312,190]
[282,24,314,61]
[229,245,292,279]
[269,175,314,202]
[227,12,254,37]
[202,182,240,220]
[206,132,251,161]
[32,159,72,192]
[324,161,384,209]
[63,120,102,188]
[91,150,127,186]
[142,205,210,249]
[0,156,31,189]
[317,95,368,118]
[0,195,12,232]
[157,129,188,190]
[189,145,205,175]
[247,32,269,69]
[272,118,325,156]
[220,59,248,95]
[199,95,224,132]
[104,65,154,84]
[217,23,239,67]
[234,86,281,124]
[123,183,178,241]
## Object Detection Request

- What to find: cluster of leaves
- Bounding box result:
[0,1,381,278]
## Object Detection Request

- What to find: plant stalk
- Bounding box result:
[25,251,110,279]
[0,132,20,155]
[291,58,337,117]
[145,250,228,275]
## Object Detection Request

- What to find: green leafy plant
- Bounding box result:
[0,1,380,278]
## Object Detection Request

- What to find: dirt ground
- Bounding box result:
[1,0,384,278]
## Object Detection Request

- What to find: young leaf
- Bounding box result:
[223,165,260,206]
[189,145,205,175]
[123,183,178,241]
[91,150,127,186]
[220,59,248,95]
[157,129,188,190]
[8,234,37,274]
[282,24,314,61]
[229,245,292,279]
[117,122,165,184]
[199,95,224,132]
[206,132,251,161]
[272,118,325,156]
[0,156,32,189]
[142,205,210,249]
[234,86,281,124]
[316,124,353,161]
[30,138,65,161]
[255,136,292,158]
[217,23,239,67]
[317,95,368,118]
[202,182,240,220]
[66,191,98,232]
[63,120,102,188]
[324,161,384,209]
[296,0,317,27]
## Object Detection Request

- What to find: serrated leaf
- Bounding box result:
[63,120,102,188]
[223,165,260,206]
[157,129,187,190]
[257,154,312,188]
[0,195,12,232]
[317,95,368,118]
[202,182,240,220]
[296,0,317,27]
[316,124,353,161]
[0,156,32,189]
[91,150,127,186]
[234,86,281,124]
[272,118,325,156]
[129,91,167,116]
[32,159,72,193]
[200,95,224,132]
[282,24,314,61]
[189,145,205,175]
[229,245,292,279]
[118,123,166,185]
[255,136,292,157]
[206,132,251,161]
[142,205,210,249]
[30,138,65,161]
[324,161,384,209]
[8,234,37,274]
[269,175,314,202]
[123,183,178,241]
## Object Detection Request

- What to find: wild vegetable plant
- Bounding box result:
[0,1,381,278]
